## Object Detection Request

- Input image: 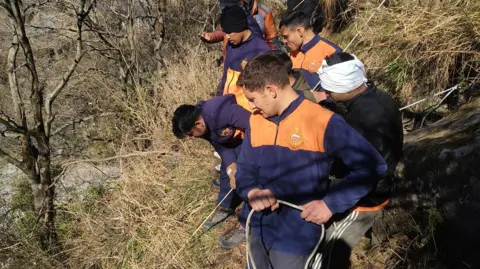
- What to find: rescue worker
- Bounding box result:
[279,11,342,102]
[285,0,324,33]
[172,94,250,248]
[235,53,387,269]
[217,5,271,110]
[200,0,283,52]
[315,52,404,268]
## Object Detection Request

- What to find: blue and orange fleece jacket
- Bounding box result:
[217,21,271,111]
[197,94,251,167]
[291,35,342,90]
[236,94,387,255]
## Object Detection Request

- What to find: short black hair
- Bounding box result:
[262,50,294,76]
[279,11,311,30]
[325,52,355,66]
[172,104,202,138]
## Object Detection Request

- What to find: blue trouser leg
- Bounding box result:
[217,162,233,208]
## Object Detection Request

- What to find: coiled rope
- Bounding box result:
[246,200,325,269]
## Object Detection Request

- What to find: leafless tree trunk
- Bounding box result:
[0,0,95,254]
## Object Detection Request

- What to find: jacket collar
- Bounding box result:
[268,93,304,123]
[300,34,320,53]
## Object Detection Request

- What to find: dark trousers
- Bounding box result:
[248,232,310,269]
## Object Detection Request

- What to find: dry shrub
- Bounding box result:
[62,49,246,269]
[330,0,480,107]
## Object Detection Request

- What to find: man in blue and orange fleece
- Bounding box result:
[235,53,387,268]
[280,10,342,103]
[217,5,271,111]
[172,94,250,248]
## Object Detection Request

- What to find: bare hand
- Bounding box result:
[226,163,237,189]
[199,32,212,42]
[247,188,279,212]
[311,91,327,103]
[300,200,332,225]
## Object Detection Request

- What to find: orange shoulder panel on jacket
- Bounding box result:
[290,51,305,69]
[223,69,253,113]
[275,101,334,152]
[301,41,338,72]
[249,114,277,147]
[249,100,333,151]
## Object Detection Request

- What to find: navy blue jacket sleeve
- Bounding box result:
[211,141,237,168]
[322,114,387,214]
[235,127,262,200]
[219,102,251,131]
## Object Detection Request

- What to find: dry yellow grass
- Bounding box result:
[329,0,480,107]
[4,1,478,268]
[60,49,250,269]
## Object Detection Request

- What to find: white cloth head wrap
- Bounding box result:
[317,55,368,93]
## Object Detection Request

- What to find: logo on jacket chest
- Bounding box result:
[286,128,303,150]
[219,128,233,137]
[308,60,318,72]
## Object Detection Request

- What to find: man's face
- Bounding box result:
[326,91,349,102]
[280,26,303,52]
[244,86,277,118]
[186,119,207,138]
[225,32,244,45]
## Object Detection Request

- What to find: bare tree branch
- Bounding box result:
[0,147,27,173]
[62,151,169,167]
[26,24,77,32]
[0,111,25,134]
[7,28,28,130]
[45,0,95,137]
[24,0,50,13]
[51,112,116,137]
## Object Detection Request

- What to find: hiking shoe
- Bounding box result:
[219,228,246,249]
[203,208,233,229]
[211,177,220,189]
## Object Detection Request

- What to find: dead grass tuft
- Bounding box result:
[60,50,248,269]
[330,0,480,108]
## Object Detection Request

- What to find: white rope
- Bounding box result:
[162,188,234,269]
[246,200,325,269]
[399,85,459,111]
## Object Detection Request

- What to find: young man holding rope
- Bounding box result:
[235,53,387,269]
[314,52,404,268]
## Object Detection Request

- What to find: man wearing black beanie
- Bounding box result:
[216,5,270,106]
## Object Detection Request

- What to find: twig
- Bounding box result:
[51,112,116,136]
[344,0,388,51]
[61,151,169,167]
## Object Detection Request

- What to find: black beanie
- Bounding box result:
[220,5,248,34]
[220,0,239,10]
